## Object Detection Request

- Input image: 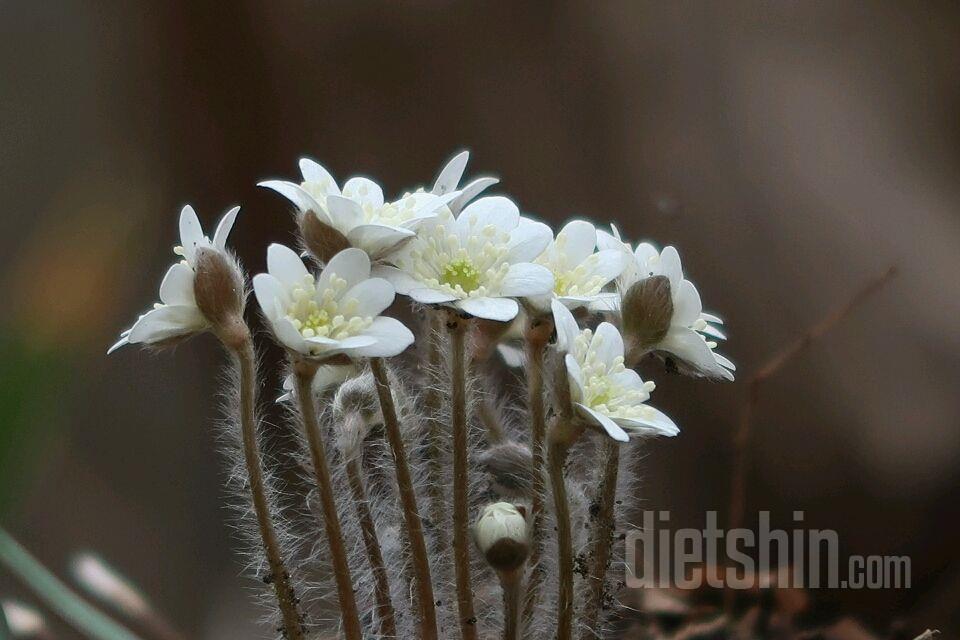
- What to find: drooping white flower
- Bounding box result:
[527,219,629,312]
[276,364,359,403]
[552,300,678,442]
[108,205,239,353]
[253,245,414,359]
[596,225,735,380]
[428,150,499,214]
[375,197,555,322]
[259,160,458,260]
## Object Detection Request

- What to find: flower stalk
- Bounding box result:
[294,360,363,640]
[369,358,438,640]
[581,439,620,639]
[547,421,579,640]
[447,311,478,640]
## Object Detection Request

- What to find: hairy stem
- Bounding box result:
[448,312,478,640]
[232,339,304,640]
[423,312,449,548]
[501,570,522,640]
[582,439,620,639]
[521,316,552,634]
[344,454,397,638]
[294,364,362,640]
[369,358,439,640]
[548,423,575,640]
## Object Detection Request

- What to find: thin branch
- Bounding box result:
[581,438,620,639]
[369,358,438,640]
[547,426,575,640]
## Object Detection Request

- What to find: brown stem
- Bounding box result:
[344,455,397,638]
[581,439,620,639]
[501,569,522,640]
[520,315,552,633]
[369,358,439,640]
[294,363,362,640]
[547,426,574,640]
[725,265,897,611]
[231,338,304,640]
[423,311,448,548]
[448,312,478,640]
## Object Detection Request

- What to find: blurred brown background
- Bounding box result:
[1,1,958,638]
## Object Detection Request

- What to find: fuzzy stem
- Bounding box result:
[294,363,362,640]
[521,316,552,634]
[0,528,145,640]
[369,358,439,640]
[581,439,620,639]
[423,311,449,548]
[344,454,397,638]
[547,429,574,640]
[231,339,304,640]
[500,570,522,640]
[448,312,479,640]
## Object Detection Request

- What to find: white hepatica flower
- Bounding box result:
[552,300,678,442]
[429,150,499,214]
[528,219,629,312]
[253,245,414,359]
[596,226,735,381]
[108,205,239,353]
[277,364,358,403]
[375,196,555,322]
[259,159,457,260]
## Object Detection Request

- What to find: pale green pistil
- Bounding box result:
[440,259,481,293]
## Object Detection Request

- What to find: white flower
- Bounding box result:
[108,205,239,353]
[527,219,629,311]
[552,300,679,442]
[259,159,458,260]
[474,502,528,553]
[375,197,555,322]
[428,150,499,214]
[253,245,414,359]
[596,225,735,381]
[277,364,359,403]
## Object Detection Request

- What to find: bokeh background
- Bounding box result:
[2,1,959,638]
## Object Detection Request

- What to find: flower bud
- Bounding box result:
[299,211,351,264]
[479,441,533,497]
[621,275,673,352]
[474,502,529,573]
[193,247,246,336]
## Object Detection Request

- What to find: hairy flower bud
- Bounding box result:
[621,275,673,353]
[474,502,529,573]
[479,441,533,497]
[193,247,246,341]
[299,211,351,264]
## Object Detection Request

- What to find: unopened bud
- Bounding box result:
[621,275,673,352]
[479,441,533,497]
[333,371,382,458]
[474,502,529,573]
[193,247,246,337]
[300,211,351,264]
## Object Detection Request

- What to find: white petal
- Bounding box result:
[591,322,626,364]
[127,305,206,345]
[213,206,240,251]
[107,336,130,354]
[408,287,459,304]
[342,177,384,209]
[597,227,630,253]
[616,406,680,437]
[178,205,204,263]
[352,317,415,357]
[448,177,499,215]
[577,404,630,443]
[456,297,519,321]
[659,246,684,291]
[551,299,581,354]
[587,293,622,313]
[158,263,196,306]
[497,343,525,368]
[659,327,729,378]
[701,322,727,340]
[499,263,554,297]
[317,247,370,292]
[325,195,364,233]
[252,273,289,320]
[608,367,647,394]
[258,180,327,219]
[701,311,724,324]
[267,244,309,287]
[346,224,415,260]
[564,353,586,403]
[581,249,631,286]
[458,196,519,232]
[373,265,425,295]
[506,219,553,263]
[556,220,598,266]
[673,279,704,327]
[299,158,340,195]
[432,150,469,195]
[340,278,395,317]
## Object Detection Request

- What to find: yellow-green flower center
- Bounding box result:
[440,258,482,293]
